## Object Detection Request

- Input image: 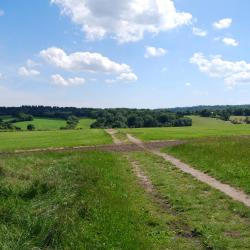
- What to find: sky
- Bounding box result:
[0,0,250,108]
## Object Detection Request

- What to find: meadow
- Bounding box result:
[0,151,202,249]
[13,117,67,130]
[76,118,95,129]
[0,114,250,249]
[164,136,250,193]
[121,116,250,141]
[0,129,111,151]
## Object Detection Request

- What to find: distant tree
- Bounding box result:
[200,109,211,117]
[143,115,157,127]
[220,110,230,121]
[245,117,250,124]
[27,124,35,131]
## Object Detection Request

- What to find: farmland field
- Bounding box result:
[13,117,66,130]
[121,116,250,141]
[164,136,250,193]
[0,129,111,152]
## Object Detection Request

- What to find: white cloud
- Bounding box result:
[51,74,85,86]
[117,72,138,81]
[105,72,138,83]
[40,47,138,81]
[190,52,250,87]
[185,82,191,87]
[213,18,232,29]
[192,27,207,37]
[222,37,239,47]
[145,46,167,58]
[225,72,250,86]
[0,9,4,16]
[18,67,40,77]
[51,0,192,43]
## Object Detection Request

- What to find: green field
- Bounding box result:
[13,118,67,131]
[130,152,250,249]
[0,129,111,151]
[164,136,250,193]
[76,118,95,129]
[121,116,250,141]
[0,151,201,249]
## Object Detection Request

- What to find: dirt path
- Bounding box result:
[105,129,122,145]
[126,133,250,208]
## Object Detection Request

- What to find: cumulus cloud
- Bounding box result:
[18,67,40,77]
[145,46,167,58]
[190,52,250,87]
[105,72,138,83]
[0,9,4,16]
[51,0,192,43]
[117,72,138,81]
[222,37,239,47]
[40,47,138,81]
[51,74,85,86]
[192,27,207,37]
[213,18,232,29]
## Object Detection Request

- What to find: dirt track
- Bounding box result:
[2,129,250,208]
[124,133,250,208]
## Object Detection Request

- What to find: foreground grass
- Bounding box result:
[0,151,200,249]
[121,116,250,141]
[0,129,111,151]
[164,136,250,194]
[131,152,250,249]
[13,118,66,131]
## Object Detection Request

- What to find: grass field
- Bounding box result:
[0,151,202,249]
[0,129,111,151]
[76,118,95,129]
[164,136,250,194]
[130,152,250,249]
[13,118,67,131]
[121,116,250,141]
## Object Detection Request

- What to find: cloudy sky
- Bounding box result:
[0,0,249,108]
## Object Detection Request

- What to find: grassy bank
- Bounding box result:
[164,136,250,193]
[130,151,250,249]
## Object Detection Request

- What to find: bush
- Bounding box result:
[27,124,35,131]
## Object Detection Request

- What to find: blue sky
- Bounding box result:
[0,0,249,108]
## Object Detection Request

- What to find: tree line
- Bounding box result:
[91,109,192,128]
[0,106,192,130]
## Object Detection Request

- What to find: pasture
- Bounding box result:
[121,116,250,141]
[0,129,111,151]
[13,117,66,130]
[76,118,95,129]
